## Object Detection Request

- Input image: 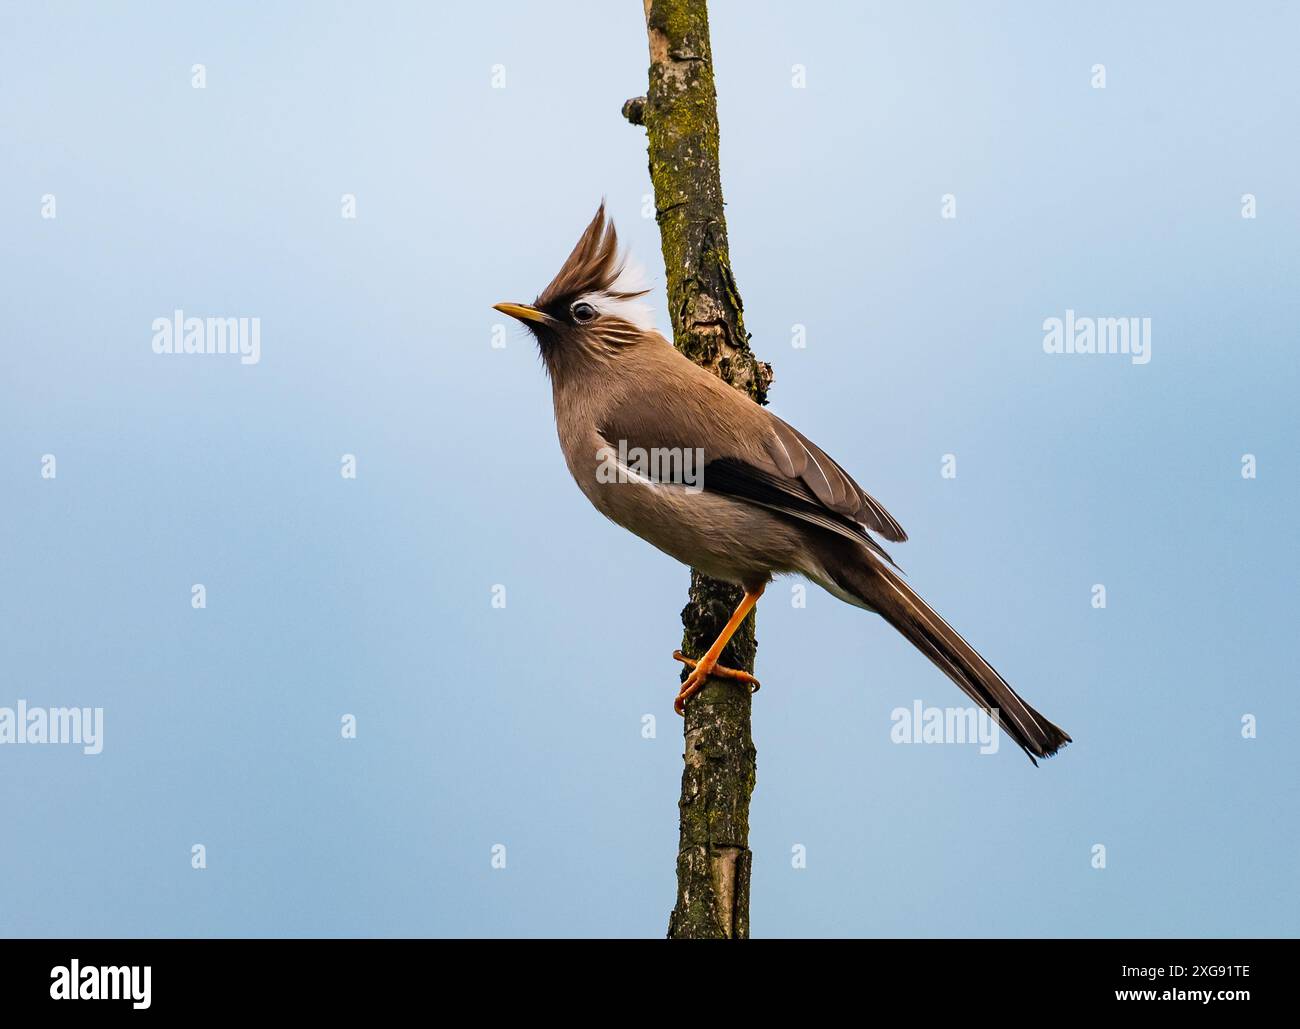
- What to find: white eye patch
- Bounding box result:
[574,258,655,331]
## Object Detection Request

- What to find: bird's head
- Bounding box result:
[493,202,653,372]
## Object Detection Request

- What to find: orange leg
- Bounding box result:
[672,585,765,715]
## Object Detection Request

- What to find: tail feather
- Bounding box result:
[835,560,1071,764]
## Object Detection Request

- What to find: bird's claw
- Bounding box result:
[671,650,760,715]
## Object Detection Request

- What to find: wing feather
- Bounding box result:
[595,357,908,560]
[767,417,907,542]
[704,457,900,568]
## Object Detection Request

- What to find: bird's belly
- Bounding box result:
[584,476,807,589]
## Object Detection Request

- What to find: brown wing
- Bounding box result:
[763,415,907,542]
[597,355,907,560]
[700,455,901,568]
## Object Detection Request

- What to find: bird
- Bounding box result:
[494,203,1071,763]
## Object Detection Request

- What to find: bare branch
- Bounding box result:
[634,0,768,940]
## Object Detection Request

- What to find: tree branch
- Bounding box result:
[621,95,646,125]
[628,0,770,940]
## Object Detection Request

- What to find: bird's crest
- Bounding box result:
[536,202,653,330]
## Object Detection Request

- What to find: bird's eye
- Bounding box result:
[571,301,597,323]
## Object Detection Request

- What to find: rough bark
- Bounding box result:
[625,0,771,940]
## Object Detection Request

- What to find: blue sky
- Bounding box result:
[1,1,1296,937]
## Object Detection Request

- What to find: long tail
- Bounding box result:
[832,559,1071,764]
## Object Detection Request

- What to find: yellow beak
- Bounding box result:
[493,302,548,325]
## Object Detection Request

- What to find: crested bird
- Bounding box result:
[495,204,1071,763]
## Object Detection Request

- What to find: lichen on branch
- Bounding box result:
[629,0,769,941]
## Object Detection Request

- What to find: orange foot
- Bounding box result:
[671,650,761,715]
